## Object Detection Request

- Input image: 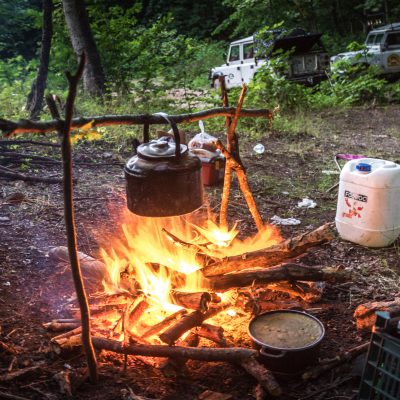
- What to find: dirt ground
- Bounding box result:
[1,105,400,400]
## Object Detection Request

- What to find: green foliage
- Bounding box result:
[0,0,41,59]
[247,54,309,110]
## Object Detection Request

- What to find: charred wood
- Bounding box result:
[207,264,350,291]
[202,223,335,275]
[159,304,229,345]
[141,309,187,340]
[196,324,227,347]
[170,290,212,312]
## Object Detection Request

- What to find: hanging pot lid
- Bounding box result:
[137,136,187,161]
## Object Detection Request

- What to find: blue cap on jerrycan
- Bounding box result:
[356,162,371,173]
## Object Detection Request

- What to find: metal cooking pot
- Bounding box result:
[248,310,325,375]
[125,115,203,217]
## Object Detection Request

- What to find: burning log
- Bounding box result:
[201,223,336,275]
[159,304,229,345]
[141,309,187,340]
[170,290,212,312]
[127,297,149,328]
[208,264,350,291]
[353,297,400,330]
[196,324,227,347]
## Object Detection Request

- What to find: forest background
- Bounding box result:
[2,0,400,139]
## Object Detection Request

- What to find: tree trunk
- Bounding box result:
[62,0,105,96]
[26,0,53,119]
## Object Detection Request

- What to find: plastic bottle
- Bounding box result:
[253,143,265,154]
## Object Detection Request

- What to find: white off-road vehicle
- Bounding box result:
[209,28,330,89]
[330,23,400,77]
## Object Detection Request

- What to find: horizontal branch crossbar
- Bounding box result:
[0,107,272,137]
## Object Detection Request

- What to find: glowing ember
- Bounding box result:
[226,309,237,317]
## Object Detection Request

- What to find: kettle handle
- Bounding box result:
[154,113,181,159]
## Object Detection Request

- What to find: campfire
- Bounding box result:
[45,206,346,396]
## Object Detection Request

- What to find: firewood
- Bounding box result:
[353,297,400,330]
[43,321,81,332]
[51,326,82,342]
[170,290,212,312]
[207,263,350,291]
[202,222,336,275]
[50,334,83,355]
[0,362,45,382]
[239,357,282,397]
[48,246,106,282]
[160,332,200,377]
[141,309,187,340]
[302,342,369,380]
[196,324,227,346]
[266,281,324,303]
[127,297,149,328]
[91,336,257,362]
[159,304,229,345]
[200,327,281,398]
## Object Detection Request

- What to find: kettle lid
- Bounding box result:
[137,136,187,160]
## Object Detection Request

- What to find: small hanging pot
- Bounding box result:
[125,115,203,217]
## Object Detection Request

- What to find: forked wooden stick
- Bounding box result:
[47,54,98,383]
[216,139,264,231]
[220,84,247,230]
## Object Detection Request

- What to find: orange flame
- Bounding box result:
[99,208,281,317]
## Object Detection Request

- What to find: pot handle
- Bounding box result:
[154,112,181,159]
[260,347,287,359]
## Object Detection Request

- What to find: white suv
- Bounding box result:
[209,29,330,89]
[330,23,400,77]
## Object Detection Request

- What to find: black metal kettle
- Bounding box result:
[125,115,203,217]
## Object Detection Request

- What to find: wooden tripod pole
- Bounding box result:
[219,84,247,229]
[216,139,264,231]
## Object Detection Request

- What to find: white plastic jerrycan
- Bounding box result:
[335,158,400,247]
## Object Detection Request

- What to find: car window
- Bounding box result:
[386,32,400,47]
[243,43,254,59]
[229,45,240,62]
[374,33,384,44]
[366,34,376,44]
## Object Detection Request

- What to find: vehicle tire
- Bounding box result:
[212,77,221,89]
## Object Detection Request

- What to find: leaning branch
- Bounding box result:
[0,108,272,137]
